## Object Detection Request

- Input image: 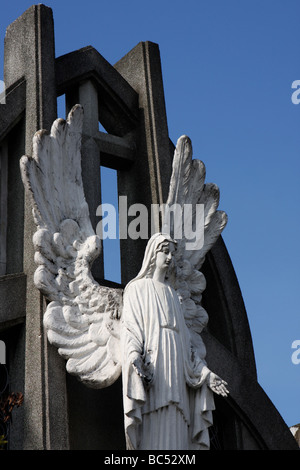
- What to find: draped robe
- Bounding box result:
[122,277,215,450]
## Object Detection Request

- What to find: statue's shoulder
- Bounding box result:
[130,278,151,289]
[125,278,150,295]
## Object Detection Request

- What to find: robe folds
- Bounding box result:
[122,278,215,450]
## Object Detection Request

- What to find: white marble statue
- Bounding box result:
[122,233,228,450]
[20,104,229,450]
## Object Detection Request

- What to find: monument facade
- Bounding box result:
[0,5,298,450]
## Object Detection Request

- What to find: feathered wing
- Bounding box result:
[163,135,228,359]
[20,104,123,389]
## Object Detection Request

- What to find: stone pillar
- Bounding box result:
[4,5,69,449]
[79,80,104,279]
[0,142,8,275]
[115,42,173,284]
[65,80,104,280]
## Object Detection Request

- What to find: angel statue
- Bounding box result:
[20,104,229,451]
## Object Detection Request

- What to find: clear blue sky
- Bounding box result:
[0,1,299,431]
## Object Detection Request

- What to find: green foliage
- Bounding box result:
[0,434,8,450]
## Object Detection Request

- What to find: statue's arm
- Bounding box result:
[123,287,154,386]
[189,345,229,396]
[123,325,154,385]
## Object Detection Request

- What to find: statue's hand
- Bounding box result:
[207,372,229,397]
[132,356,153,385]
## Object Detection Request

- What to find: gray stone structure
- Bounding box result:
[0,5,298,450]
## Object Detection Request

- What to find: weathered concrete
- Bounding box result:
[3,4,68,449]
[57,46,139,136]
[0,273,26,331]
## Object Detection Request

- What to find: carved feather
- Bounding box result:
[163,135,228,359]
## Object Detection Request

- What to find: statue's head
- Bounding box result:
[125,233,177,289]
[145,234,176,278]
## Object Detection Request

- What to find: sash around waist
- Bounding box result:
[160,324,179,332]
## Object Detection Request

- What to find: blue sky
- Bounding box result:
[0,1,299,431]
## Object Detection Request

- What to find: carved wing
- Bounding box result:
[163,135,227,358]
[20,105,123,388]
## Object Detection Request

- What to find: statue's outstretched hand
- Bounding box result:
[207,372,229,397]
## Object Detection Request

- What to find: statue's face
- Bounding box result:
[155,242,175,271]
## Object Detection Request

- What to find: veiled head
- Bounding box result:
[143,233,176,277]
[125,233,177,289]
